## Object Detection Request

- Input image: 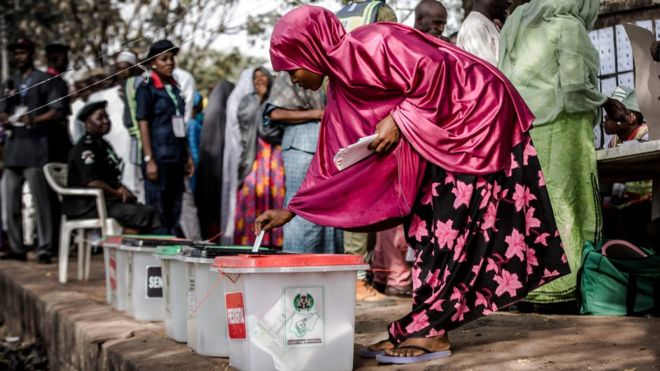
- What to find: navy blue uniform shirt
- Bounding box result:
[135,72,187,164]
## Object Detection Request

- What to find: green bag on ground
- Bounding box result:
[579,240,660,316]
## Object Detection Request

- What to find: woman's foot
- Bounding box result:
[369,339,395,353]
[375,335,452,364]
[360,339,394,358]
[385,335,451,357]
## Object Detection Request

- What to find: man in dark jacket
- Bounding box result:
[0,38,69,263]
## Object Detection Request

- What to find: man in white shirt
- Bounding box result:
[456,0,510,66]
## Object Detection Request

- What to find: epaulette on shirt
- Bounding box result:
[144,71,178,90]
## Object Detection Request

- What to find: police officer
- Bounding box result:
[64,100,160,233]
[0,38,68,263]
[136,40,194,235]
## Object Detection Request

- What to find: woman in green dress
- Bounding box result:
[498,0,626,305]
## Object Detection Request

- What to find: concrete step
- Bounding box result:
[0,256,227,370]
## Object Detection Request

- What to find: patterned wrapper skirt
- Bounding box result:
[234,137,285,247]
[388,134,571,344]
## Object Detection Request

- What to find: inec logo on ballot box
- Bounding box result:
[293,293,315,312]
[285,288,324,346]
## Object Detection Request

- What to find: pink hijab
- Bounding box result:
[270,5,534,229]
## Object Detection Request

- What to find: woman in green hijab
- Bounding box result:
[498,0,626,305]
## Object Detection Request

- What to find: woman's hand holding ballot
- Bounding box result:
[255,209,295,234]
[368,115,400,154]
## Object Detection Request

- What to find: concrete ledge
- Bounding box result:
[0,257,227,371]
[2,255,660,370]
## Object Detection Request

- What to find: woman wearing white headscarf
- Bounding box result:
[220,68,256,244]
[499,0,626,305]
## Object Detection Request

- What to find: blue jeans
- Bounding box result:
[282,148,343,253]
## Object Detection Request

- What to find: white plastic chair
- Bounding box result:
[43,163,122,283]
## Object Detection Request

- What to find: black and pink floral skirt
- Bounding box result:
[388,134,570,344]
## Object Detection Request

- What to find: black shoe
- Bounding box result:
[372,281,387,293]
[0,251,28,261]
[37,253,53,265]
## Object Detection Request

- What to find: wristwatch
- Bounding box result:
[144,155,153,163]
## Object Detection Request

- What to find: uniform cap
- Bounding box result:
[77,100,107,122]
[8,38,35,51]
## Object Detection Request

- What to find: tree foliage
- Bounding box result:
[1,0,471,86]
[2,0,125,69]
[177,47,264,93]
[1,0,246,70]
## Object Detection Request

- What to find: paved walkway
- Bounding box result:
[0,255,659,370]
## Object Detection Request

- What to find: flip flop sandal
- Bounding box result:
[359,347,385,359]
[375,345,451,364]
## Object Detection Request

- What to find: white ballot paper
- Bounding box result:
[333,134,377,171]
[252,230,265,253]
[8,106,28,126]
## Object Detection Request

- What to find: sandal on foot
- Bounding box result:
[360,340,392,359]
[375,345,451,364]
[359,347,385,358]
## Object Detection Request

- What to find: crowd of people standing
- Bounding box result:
[0,26,357,264]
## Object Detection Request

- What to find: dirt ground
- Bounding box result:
[354,297,660,370]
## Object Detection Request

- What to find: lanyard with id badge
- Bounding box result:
[164,84,186,138]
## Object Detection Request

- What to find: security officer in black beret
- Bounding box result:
[136,40,194,235]
[63,100,160,233]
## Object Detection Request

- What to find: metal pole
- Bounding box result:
[0,10,8,82]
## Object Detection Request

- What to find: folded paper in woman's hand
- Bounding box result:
[333,134,377,171]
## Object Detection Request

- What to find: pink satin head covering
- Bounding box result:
[270,6,345,75]
[269,5,536,230]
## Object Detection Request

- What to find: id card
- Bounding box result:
[172,115,186,138]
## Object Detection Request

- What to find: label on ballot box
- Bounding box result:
[146,266,163,298]
[226,291,247,339]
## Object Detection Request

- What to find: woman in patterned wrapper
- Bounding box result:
[234,67,286,247]
[256,5,570,364]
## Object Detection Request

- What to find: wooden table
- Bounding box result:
[596,139,660,218]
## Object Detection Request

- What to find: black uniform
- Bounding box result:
[45,72,72,163]
[64,134,160,230]
[0,69,68,257]
[0,69,68,167]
